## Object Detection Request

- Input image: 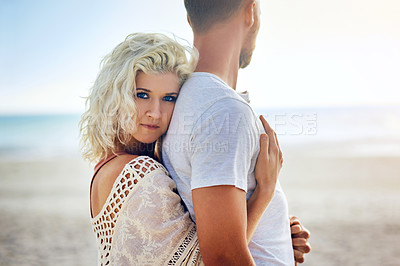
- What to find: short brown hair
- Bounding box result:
[184,0,250,32]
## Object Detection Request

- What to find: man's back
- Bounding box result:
[163,72,294,265]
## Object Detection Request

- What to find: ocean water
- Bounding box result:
[254,105,400,157]
[0,114,82,161]
[1,105,399,161]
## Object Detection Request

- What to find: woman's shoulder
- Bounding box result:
[91,155,166,218]
[97,154,140,179]
[91,154,137,217]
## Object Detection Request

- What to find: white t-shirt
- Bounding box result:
[162,72,294,265]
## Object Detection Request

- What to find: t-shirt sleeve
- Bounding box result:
[190,98,258,192]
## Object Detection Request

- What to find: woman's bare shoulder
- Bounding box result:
[91,154,139,218]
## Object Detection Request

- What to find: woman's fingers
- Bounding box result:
[290,224,302,234]
[293,249,305,263]
[294,230,311,240]
[290,216,311,239]
[292,224,311,240]
[259,133,269,160]
[290,216,300,225]
[274,131,283,164]
[254,117,281,189]
[294,244,311,254]
[259,115,273,133]
[290,215,311,263]
[292,237,307,246]
[259,115,283,168]
[259,115,278,153]
[259,115,274,139]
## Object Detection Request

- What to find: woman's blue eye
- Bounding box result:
[136,92,149,99]
[163,95,177,102]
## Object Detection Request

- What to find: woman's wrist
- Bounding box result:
[254,183,276,198]
[253,183,275,202]
[246,181,276,244]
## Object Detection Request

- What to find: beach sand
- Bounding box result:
[1,145,399,265]
[281,146,400,266]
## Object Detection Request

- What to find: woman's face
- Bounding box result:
[132,71,180,144]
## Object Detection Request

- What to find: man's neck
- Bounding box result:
[193,24,243,90]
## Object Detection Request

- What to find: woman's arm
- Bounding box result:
[245,116,312,264]
[246,115,282,243]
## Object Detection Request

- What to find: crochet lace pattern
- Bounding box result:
[168,225,200,265]
[91,156,166,266]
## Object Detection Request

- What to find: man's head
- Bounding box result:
[184,0,247,33]
[184,0,261,69]
[239,0,260,68]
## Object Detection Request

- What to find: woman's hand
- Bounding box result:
[254,115,283,196]
[246,115,283,243]
[290,216,311,264]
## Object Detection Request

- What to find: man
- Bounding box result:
[163,0,310,264]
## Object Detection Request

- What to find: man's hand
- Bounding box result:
[290,216,311,264]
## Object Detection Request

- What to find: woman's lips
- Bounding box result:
[141,124,160,130]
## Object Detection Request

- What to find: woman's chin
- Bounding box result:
[138,138,158,145]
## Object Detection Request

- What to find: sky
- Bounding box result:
[1,0,399,114]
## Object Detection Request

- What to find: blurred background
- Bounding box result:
[1,0,399,265]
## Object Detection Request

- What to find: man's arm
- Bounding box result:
[193,185,255,266]
[189,100,262,265]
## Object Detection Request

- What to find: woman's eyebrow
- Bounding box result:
[136,88,151,92]
[166,92,178,95]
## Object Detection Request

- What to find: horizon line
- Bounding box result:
[1,102,399,116]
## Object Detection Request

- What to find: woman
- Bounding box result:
[80,33,308,265]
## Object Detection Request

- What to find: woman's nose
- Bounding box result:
[146,100,162,120]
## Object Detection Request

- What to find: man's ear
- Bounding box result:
[187,14,192,28]
[244,0,256,28]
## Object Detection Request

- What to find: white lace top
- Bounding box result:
[90,156,202,265]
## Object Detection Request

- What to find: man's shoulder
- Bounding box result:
[177,73,251,113]
[183,72,229,89]
[180,73,238,101]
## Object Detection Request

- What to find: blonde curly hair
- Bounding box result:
[79,33,198,162]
